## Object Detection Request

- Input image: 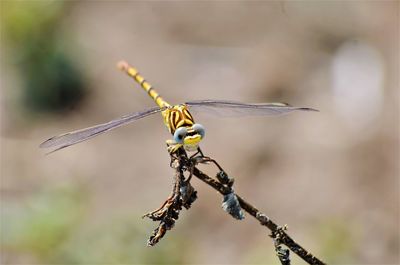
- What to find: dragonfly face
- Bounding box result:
[164,105,205,152]
[173,123,205,152]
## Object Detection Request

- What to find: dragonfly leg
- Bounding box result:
[169,152,179,168]
[191,155,234,187]
[198,147,205,157]
[192,155,223,171]
[166,139,181,167]
[184,163,195,184]
[166,139,183,154]
[197,147,205,157]
[189,147,204,160]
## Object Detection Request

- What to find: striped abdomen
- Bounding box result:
[118,61,170,109]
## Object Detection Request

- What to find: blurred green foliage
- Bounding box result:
[1,185,87,262]
[243,218,358,264]
[54,217,188,264]
[244,242,284,265]
[2,1,85,113]
[1,185,189,264]
[316,218,358,264]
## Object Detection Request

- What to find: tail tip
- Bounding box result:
[117,60,129,71]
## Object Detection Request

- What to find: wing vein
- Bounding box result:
[40,106,163,153]
[185,99,318,117]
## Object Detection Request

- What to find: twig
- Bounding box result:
[192,166,325,265]
[143,148,325,265]
[143,155,197,246]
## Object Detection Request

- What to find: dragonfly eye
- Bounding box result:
[174,127,188,144]
[192,123,205,139]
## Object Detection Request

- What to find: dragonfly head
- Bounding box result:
[173,124,205,152]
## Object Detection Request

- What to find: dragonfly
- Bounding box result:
[40,61,317,154]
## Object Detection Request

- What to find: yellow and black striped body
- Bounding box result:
[118,61,170,109]
[117,61,196,135]
[163,105,195,134]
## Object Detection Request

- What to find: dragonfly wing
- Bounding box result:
[40,106,164,153]
[185,100,318,117]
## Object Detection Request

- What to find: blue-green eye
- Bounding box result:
[193,123,205,139]
[174,127,187,143]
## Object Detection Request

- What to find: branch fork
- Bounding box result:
[142,148,325,265]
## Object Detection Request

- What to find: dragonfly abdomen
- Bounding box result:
[118,61,170,109]
[117,61,195,134]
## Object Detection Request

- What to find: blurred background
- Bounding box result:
[1,1,398,264]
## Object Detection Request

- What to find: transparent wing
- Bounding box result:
[185,99,318,117]
[40,106,164,153]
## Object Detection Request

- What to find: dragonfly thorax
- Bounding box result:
[162,104,195,134]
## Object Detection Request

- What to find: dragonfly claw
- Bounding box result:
[166,139,182,154]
